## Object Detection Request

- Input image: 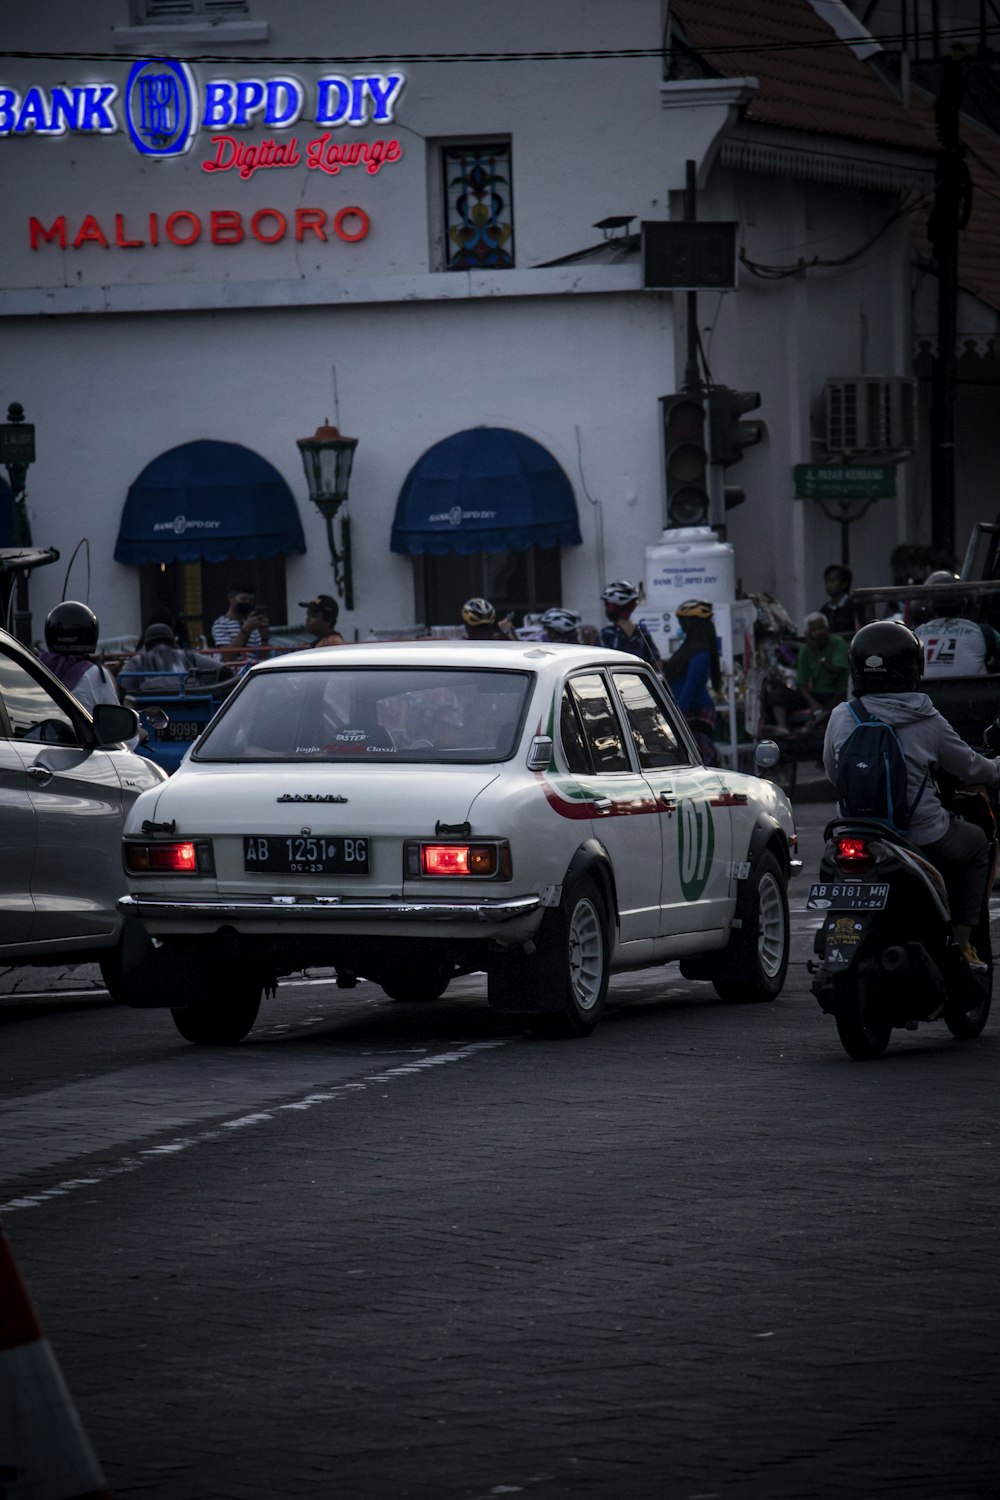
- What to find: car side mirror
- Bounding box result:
[754,739,781,770]
[92,702,139,746]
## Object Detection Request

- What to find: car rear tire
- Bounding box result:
[711,851,790,1003]
[530,877,610,1037]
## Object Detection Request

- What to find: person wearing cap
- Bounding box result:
[123,623,236,696]
[300,594,345,648]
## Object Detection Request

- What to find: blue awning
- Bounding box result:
[0,476,13,547]
[115,439,306,565]
[391,427,582,556]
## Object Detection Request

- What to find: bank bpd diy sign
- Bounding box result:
[2,59,407,250]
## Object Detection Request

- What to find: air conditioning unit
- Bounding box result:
[824,377,918,453]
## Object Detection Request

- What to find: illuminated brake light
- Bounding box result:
[407,841,511,879]
[835,836,872,869]
[125,841,212,874]
[422,844,500,877]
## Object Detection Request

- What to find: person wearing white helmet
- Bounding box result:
[598,580,661,669]
[539,607,581,644]
[912,570,1000,677]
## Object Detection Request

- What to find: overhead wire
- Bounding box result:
[740,191,933,279]
[0,23,999,66]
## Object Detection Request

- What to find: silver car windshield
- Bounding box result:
[193,666,533,763]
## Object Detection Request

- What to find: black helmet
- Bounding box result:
[849,620,923,695]
[44,601,99,657]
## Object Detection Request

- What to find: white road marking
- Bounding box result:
[0,1039,509,1215]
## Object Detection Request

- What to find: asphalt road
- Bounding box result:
[2,797,999,1500]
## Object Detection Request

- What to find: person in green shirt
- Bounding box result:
[796,611,850,722]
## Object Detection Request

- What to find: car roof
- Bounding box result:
[251,640,651,673]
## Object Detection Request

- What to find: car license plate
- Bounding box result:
[806,882,889,911]
[244,835,369,875]
[158,719,205,742]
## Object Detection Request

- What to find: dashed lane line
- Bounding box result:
[0,1038,509,1215]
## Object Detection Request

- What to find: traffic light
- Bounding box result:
[708,386,764,467]
[661,393,710,528]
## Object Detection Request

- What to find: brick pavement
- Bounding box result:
[3,946,999,1500]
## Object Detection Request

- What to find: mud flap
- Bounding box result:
[815,911,875,973]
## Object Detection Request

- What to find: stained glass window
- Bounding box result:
[443,142,515,270]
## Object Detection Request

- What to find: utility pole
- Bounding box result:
[928,50,969,561]
[682,159,701,395]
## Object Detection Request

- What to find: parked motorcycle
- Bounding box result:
[807,778,996,1060]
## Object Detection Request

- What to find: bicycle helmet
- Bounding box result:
[601,579,640,606]
[461,596,496,627]
[849,620,923,694]
[44,601,99,656]
[922,569,966,617]
[540,607,581,639]
[676,599,713,620]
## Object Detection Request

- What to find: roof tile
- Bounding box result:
[671,0,936,154]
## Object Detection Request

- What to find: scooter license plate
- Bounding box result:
[806,882,889,910]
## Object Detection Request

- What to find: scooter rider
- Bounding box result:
[823,620,1000,970]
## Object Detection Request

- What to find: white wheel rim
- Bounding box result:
[568,897,604,1011]
[757,872,786,979]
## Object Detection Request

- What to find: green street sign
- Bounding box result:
[794,464,895,501]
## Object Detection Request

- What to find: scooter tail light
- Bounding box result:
[835,836,873,871]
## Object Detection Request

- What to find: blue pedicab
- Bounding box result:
[118,665,241,774]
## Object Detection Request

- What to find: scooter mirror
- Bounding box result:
[754,739,781,770]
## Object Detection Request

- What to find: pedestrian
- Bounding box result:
[461,597,514,640]
[123,622,236,696]
[211,583,270,649]
[539,607,581,644]
[912,571,1000,676]
[795,611,850,725]
[300,594,345,648]
[598,580,661,669]
[824,620,1000,970]
[143,605,190,649]
[663,599,722,765]
[819,563,858,639]
[38,601,141,747]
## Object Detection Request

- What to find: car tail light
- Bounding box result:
[405,841,511,879]
[125,840,214,874]
[835,836,873,872]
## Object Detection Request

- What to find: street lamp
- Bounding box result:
[296,420,358,611]
[0,402,37,643]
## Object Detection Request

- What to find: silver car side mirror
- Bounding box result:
[754,739,782,770]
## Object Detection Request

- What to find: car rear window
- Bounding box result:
[193,666,532,763]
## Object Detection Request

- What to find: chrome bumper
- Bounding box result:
[118,893,541,923]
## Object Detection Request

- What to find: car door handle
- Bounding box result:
[659,791,677,811]
[27,765,53,784]
[593,798,612,814]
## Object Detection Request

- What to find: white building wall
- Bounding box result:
[1,0,749,641]
[689,166,920,626]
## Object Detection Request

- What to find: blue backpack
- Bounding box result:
[835,700,927,831]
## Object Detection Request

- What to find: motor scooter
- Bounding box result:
[807,777,996,1060]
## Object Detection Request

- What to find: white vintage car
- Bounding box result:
[118,640,798,1043]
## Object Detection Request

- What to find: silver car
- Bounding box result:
[0,626,166,994]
